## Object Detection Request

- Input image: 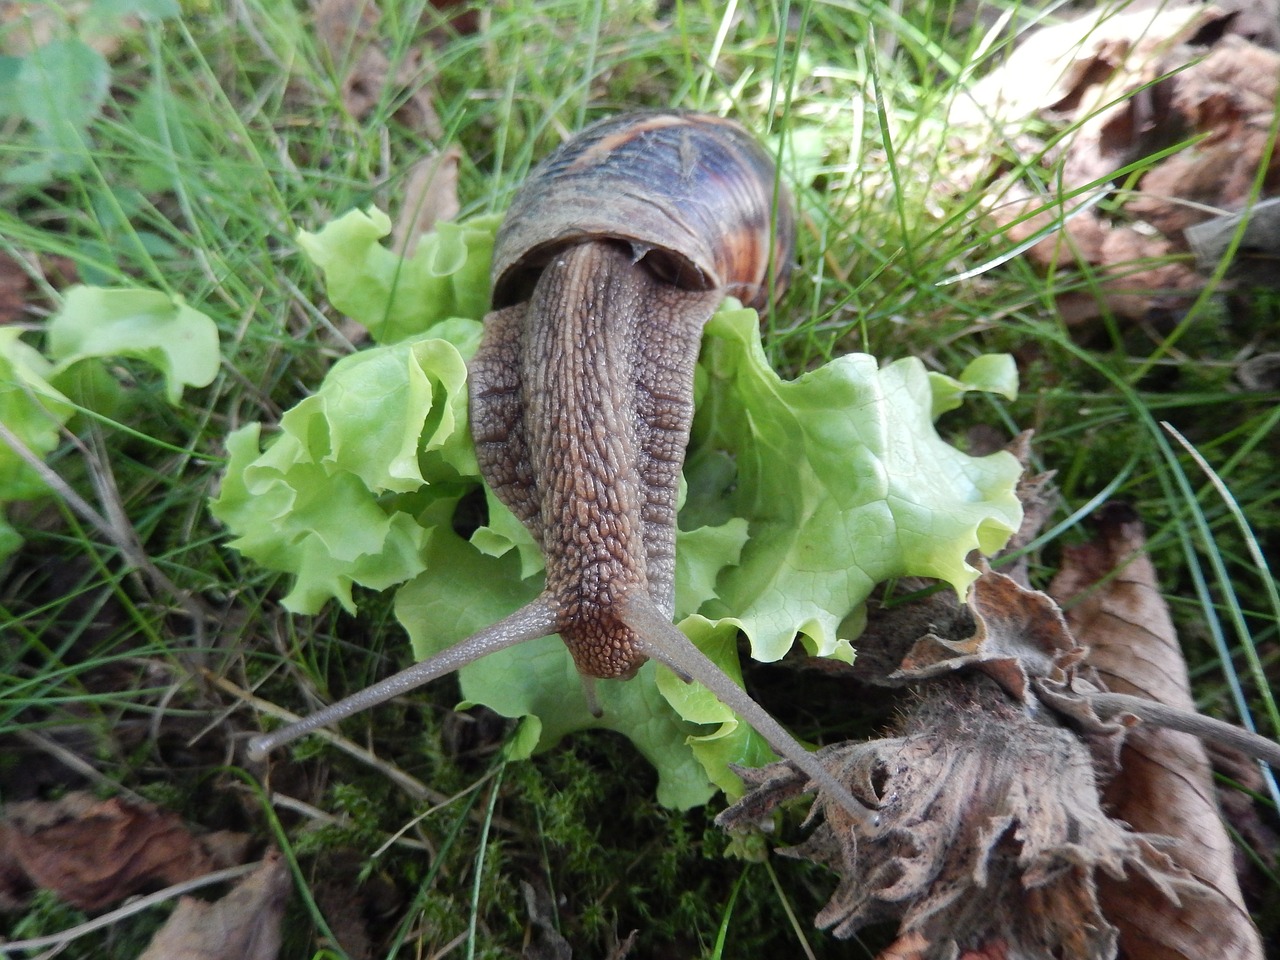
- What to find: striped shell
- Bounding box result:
[490,110,795,312]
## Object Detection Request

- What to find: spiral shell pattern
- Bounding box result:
[491,110,795,312]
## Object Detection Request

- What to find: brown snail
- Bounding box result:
[248,110,875,824]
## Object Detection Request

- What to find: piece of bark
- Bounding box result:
[136,850,291,960]
[0,792,248,912]
[1049,503,1264,960]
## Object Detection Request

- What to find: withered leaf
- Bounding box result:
[1049,503,1264,960]
[893,564,1078,702]
[1126,37,1280,240]
[390,145,462,256]
[0,253,30,324]
[311,0,442,138]
[0,251,78,325]
[136,850,291,960]
[0,792,248,912]
[950,1,1280,324]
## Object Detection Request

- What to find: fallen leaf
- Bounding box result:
[136,850,291,960]
[0,251,78,325]
[311,0,442,139]
[0,254,30,324]
[1126,38,1280,240]
[950,1,1280,324]
[0,792,248,912]
[1049,502,1264,960]
[391,145,462,256]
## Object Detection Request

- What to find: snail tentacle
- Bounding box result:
[620,593,879,826]
[246,596,558,761]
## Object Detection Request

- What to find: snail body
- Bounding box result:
[471,110,794,683]
[249,111,872,824]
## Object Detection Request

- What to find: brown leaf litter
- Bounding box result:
[719,485,1268,958]
[0,791,249,912]
[950,0,1280,325]
[311,0,443,139]
[136,850,291,960]
[1050,503,1262,960]
[0,251,78,325]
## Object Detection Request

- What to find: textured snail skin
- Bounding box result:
[471,110,793,681]
[247,112,875,825]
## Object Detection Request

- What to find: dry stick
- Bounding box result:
[0,421,213,640]
[1088,690,1280,769]
[210,673,525,836]
[0,862,260,954]
[15,730,153,806]
[207,671,446,805]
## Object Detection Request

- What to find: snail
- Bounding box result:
[248,110,875,825]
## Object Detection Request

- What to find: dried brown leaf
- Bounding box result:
[0,792,248,912]
[951,1,1280,323]
[311,0,441,138]
[893,565,1078,702]
[1049,503,1264,960]
[1128,38,1280,239]
[0,251,78,325]
[391,145,462,256]
[0,254,30,325]
[949,2,1223,144]
[136,850,291,960]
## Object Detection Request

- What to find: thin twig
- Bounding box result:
[270,792,431,854]
[0,863,260,954]
[209,672,524,835]
[14,730,151,806]
[206,670,447,804]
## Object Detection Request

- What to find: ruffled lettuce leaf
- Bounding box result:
[0,286,219,559]
[296,208,501,344]
[210,321,482,613]
[214,208,1024,808]
[688,305,1024,663]
[46,286,220,404]
[393,509,729,810]
[0,329,74,554]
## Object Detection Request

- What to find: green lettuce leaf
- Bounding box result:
[215,208,1024,807]
[297,209,501,344]
[210,324,482,613]
[689,305,1024,662]
[394,515,722,810]
[0,329,75,552]
[46,286,220,404]
[0,286,221,560]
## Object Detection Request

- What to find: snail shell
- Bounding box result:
[490,110,795,312]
